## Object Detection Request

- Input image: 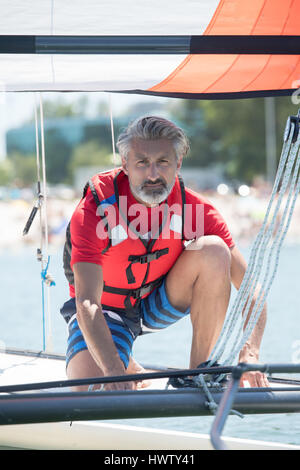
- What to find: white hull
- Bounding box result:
[0,350,299,450]
[0,421,299,451]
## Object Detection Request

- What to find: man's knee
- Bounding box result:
[185,235,231,275]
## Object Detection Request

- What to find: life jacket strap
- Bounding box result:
[126,248,169,284]
[103,276,164,320]
[103,276,163,300]
[128,247,169,265]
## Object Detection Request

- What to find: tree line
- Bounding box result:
[0,94,298,189]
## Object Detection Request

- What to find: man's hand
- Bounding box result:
[238,350,270,388]
[103,358,152,391]
[102,367,138,391]
[239,370,269,388]
[103,379,137,392]
[90,365,140,391]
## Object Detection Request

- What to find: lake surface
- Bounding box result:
[0,242,300,446]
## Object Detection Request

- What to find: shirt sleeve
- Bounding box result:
[203,201,235,249]
[70,192,109,268]
[184,189,235,249]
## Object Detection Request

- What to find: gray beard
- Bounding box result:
[129,177,175,205]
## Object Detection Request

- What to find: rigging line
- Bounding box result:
[39,92,54,353]
[241,147,299,363]
[213,130,292,359]
[33,96,41,188]
[216,127,293,353]
[208,118,300,367]
[50,0,54,35]
[39,93,49,261]
[1,363,300,395]
[33,95,46,350]
[108,93,117,167]
[227,140,300,365]
[222,139,295,358]
[213,163,300,380]
[0,365,236,394]
[225,146,297,363]
[228,131,300,358]
[33,95,44,259]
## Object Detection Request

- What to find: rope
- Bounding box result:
[108,93,117,166]
[205,114,300,372]
[41,256,56,287]
[33,93,55,352]
[226,134,300,365]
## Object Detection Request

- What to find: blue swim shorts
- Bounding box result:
[62,279,190,369]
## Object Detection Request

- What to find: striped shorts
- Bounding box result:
[64,278,190,369]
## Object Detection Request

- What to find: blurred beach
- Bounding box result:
[1,184,299,252]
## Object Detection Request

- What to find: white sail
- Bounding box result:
[0,0,218,92]
[1,0,299,97]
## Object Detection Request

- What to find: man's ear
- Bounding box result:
[121,157,128,175]
[176,155,183,173]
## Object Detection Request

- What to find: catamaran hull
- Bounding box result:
[1,350,300,450]
[0,421,299,451]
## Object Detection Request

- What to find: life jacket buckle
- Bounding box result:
[129,248,169,265]
[131,284,152,299]
[139,254,151,264]
[131,276,163,300]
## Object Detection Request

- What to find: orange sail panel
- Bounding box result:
[149,0,300,98]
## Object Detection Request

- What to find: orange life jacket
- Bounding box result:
[63,168,187,316]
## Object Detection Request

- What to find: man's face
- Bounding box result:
[122,138,182,207]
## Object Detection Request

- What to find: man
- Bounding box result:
[61,115,268,391]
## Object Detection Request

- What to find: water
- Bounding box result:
[0,243,300,446]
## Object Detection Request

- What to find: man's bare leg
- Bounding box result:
[66,349,104,391]
[165,236,231,368]
[67,349,150,391]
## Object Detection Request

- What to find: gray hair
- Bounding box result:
[116,115,190,161]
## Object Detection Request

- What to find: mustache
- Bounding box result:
[142,179,166,187]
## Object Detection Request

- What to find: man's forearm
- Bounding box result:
[76,299,125,375]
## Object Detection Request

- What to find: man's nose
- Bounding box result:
[148,162,159,181]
